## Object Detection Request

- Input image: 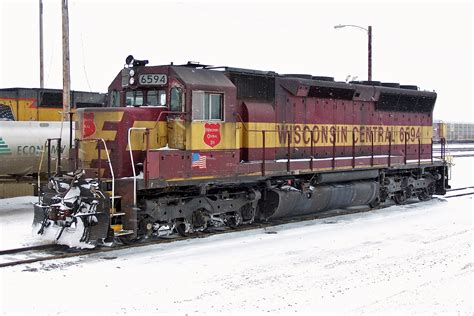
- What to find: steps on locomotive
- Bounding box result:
[100,180,134,237]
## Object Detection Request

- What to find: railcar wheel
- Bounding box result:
[393,191,407,205]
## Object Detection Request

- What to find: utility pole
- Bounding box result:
[368,26,372,81]
[39,0,44,88]
[62,0,71,117]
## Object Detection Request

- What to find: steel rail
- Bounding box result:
[0,244,64,256]
[446,186,474,192]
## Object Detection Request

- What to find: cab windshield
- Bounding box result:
[125,89,166,106]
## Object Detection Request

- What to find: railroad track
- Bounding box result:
[442,186,474,199]
[0,207,381,268]
[1,188,472,269]
[432,147,474,157]
[0,244,71,268]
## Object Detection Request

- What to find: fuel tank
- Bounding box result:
[259,181,379,219]
[0,121,73,176]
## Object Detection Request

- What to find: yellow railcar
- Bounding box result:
[0,88,106,121]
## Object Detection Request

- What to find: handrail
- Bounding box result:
[37,140,48,203]
[128,127,148,207]
[371,131,374,166]
[151,110,187,130]
[43,137,63,177]
[261,131,266,176]
[37,137,67,203]
[287,131,291,172]
[351,129,356,168]
[236,112,437,173]
[332,129,336,169]
[418,137,422,165]
[78,138,115,212]
[388,131,392,167]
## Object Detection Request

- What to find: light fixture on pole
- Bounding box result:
[334,24,372,81]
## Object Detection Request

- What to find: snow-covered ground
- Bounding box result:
[0,158,472,315]
[433,142,474,156]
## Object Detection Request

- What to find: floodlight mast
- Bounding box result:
[334,24,372,81]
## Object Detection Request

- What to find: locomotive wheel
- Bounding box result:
[227,217,238,228]
[137,215,155,238]
[240,204,255,222]
[191,209,208,231]
[175,221,188,237]
[226,212,242,229]
[417,184,434,201]
[118,235,138,245]
[417,189,431,201]
[393,191,407,205]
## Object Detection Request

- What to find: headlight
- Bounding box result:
[129,69,135,77]
[129,77,135,85]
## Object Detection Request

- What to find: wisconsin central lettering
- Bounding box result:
[276,124,425,146]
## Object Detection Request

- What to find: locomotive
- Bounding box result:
[33,56,449,245]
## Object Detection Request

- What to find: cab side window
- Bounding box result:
[170,87,183,112]
[110,90,120,107]
[191,91,223,121]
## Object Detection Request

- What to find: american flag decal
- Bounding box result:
[191,153,207,169]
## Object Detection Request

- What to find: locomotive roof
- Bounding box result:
[119,62,437,113]
[171,66,234,88]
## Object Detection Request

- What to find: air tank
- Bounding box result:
[259,181,379,219]
[0,121,74,176]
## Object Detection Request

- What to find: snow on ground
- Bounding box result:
[0,157,472,315]
[433,142,474,156]
[0,196,39,250]
[448,156,474,188]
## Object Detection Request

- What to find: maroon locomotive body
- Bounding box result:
[34,58,449,244]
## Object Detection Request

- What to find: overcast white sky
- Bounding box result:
[0,0,472,122]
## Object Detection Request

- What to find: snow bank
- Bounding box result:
[0,196,36,212]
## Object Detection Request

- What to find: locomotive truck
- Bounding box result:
[33,57,449,245]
